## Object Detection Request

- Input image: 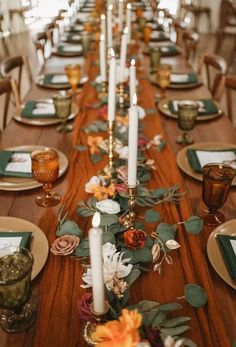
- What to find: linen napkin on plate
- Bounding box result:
[217,234,236,282]
[63,34,81,41]
[43,74,68,85]
[0,232,32,255]
[57,44,83,53]
[0,151,32,177]
[151,31,169,41]
[168,99,218,115]
[160,45,178,54]
[21,101,56,118]
[186,149,236,172]
[170,73,198,84]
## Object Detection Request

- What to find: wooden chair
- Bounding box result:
[182,30,199,62]
[0,78,20,130]
[172,19,188,46]
[44,20,58,47]
[179,0,211,33]
[225,74,236,124]
[198,53,227,102]
[0,55,33,103]
[33,31,51,65]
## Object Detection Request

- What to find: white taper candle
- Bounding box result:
[99,34,106,82]
[129,59,136,107]
[128,94,138,186]
[108,49,116,121]
[118,0,124,33]
[100,14,106,39]
[119,27,128,83]
[107,5,113,48]
[126,3,131,44]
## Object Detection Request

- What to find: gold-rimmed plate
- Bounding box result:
[61,34,82,44]
[158,97,223,121]
[149,72,202,90]
[207,219,236,290]
[52,45,84,57]
[176,142,236,186]
[36,74,88,90]
[0,145,68,191]
[0,216,49,280]
[13,102,78,126]
[143,44,181,56]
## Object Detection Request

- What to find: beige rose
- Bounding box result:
[50,235,80,256]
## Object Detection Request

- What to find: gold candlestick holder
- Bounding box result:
[118,82,125,110]
[108,120,115,176]
[121,181,139,229]
[98,81,108,100]
[83,301,109,346]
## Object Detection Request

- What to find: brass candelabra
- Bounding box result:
[121,181,139,230]
[98,81,108,100]
[108,120,115,176]
[118,82,125,109]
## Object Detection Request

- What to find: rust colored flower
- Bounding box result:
[115,183,128,195]
[124,229,147,249]
[50,235,80,256]
[87,135,104,155]
[91,183,115,201]
[77,293,95,323]
[93,309,142,347]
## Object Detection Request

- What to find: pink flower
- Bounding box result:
[97,105,108,120]
[50,235,80,256]
[77,293,95,322]
[116,166,128,182]
[138,135,149,149]
[115,183,128,195]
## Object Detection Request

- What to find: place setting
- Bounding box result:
[143,41,181,56]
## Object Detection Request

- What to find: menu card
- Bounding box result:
[5,152,32,174]
[51,75,68,84]
[217,235,236,281]
[60,45,83,53]
[0,231,32,256]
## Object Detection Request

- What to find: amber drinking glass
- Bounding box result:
[31,148,60,207]
[156,64,172,98]
[53,91,72,132]
[136,7,144,18]
[143,25,152,43]
[150,47,161,72]
[202,163,235,226]
[176,101,199,145]
[81,32,91,55]
[0,247,36,332]
[65,64,81,94]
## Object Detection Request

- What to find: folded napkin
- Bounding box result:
[187,148,236,172]
[217,234,236,282]
[66,34,81,41]
[168,99,218,115]
[0,232,32,254]
[170,73,198,84]
[160,45,178,54]
[0,151,32,178]
[57,44,83,53]
[43,74,68,85]
[151,31,169,41]
[68,24,84,32]
[21,101,56,118]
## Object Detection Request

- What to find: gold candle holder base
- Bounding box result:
[83,302,109,346]
[98,81,108,100]
[118,82,125,110]
[121,181,139,229]
[108,120,115,177]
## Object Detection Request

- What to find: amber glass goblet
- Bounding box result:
[0,247,36,332]
[81,32,91,55]
[150,47,161,72]
[65,64,81,94]
[136,7,144,18]
[202,163,235,226]
[156,64,172,98]
[53,91,72,132]
[143,25,152,43]
[31,148,60,207]
[176,101,199,145]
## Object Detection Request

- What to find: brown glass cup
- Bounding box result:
[150,47,161,72]
[176,101,199,145]
[31,148,60,207]
[156,64,172,98]
[202,163,235,226]
[143,25,152,43]
[64,64,81,94]
[53,91,72,132]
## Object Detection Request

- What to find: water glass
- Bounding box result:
[176,101,199,145]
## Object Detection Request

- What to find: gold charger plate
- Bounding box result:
[143,44,181,56]
[0,145,68,191]
[158,97,223,121]
[52,46,83,57]
[36,74,88,90]
[0,216,49,280]
[149,72,202,90]
[176,141,236,186]
[13,103,78,126]
[207,219,236,290]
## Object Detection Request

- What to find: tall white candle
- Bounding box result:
[89,212,106,314]
[118,0,123,33]
[119,27,128,83]
[126,3,132,44]
[108,49,116,121]
[107,4,113,48]
[129,59,136,107]
[100,14,106,39]
[99,34,106,82]
[128,94,138,186]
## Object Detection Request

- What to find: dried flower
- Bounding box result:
[85,176,101,193]
[116,166,128,182]
[124,229,147,249]
[115,182,128,195]
[77,293,95,322]
[93,309,142,347]
[87,135,104,155]
[116,145,129,160]
[96,199,120,214]
[50,235,80,256]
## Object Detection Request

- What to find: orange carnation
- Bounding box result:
[124,229,147,249]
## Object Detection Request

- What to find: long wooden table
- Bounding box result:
[0,21,236,347]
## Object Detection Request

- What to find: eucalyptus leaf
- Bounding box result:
[184,284,208,308]
[159,302,182,312]
[151,311,168,329]
[151,188,169,199]
[145,236,154,249]
[133,247,153,263]
[75,144,87,152]
[77,207,94,217]
[157,223,177,243]
[181,338,197,347]
[160,325,190,336]
[137,186,151,197]
[90,153,102,163]
[184,216,203,234]
[138,300,161,312]
[142,310,159,327]
[100,214,119,226]
[125,268,141,287]
[162,316,191,328]
[108,222,122,234]
[145,209,161,223]
[74,243,90,257]
[56,220,82,238]
[145,108,156,114]
[102,231,115,244]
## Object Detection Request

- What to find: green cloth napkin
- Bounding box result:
[21,101,56,119]
[160,45,178,54]
[186,148,236,172]
[0,151,32,178]
[65,34,81,41]
[152,32,169,42]
[168,99,218,115]
[56,45,83,54]
[43,74,68,85]
[171,73,198,84]
[0,232,32,250]
[217,234,236,282]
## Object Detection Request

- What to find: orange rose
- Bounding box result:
[124,229,147,249]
